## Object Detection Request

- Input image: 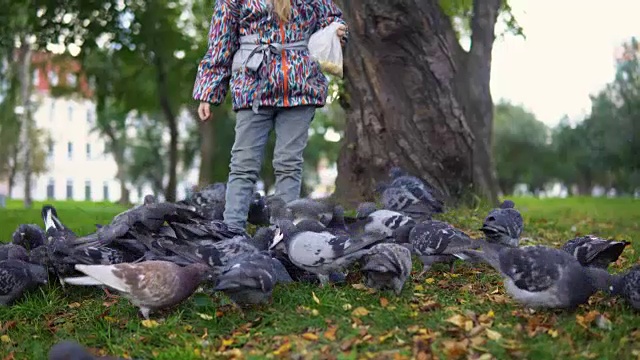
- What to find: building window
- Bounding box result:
[66,73,77,87]
[86,143,91,159]
[66,179,73,200]
[48,70,58,86]
[84,180,91,201]
[103,182,109,201]
[86,109,93,124]
[46,178,55,199]
[67,142,73,160]
[68,104,73,121]
[48,141,54,157]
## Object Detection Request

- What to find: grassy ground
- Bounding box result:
[0,197,639,360]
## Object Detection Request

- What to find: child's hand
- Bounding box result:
[198,102,211,122]
[336,24,347,46]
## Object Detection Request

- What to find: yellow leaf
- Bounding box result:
[198,313,213,320]
[67,302,81,308]
[414,285,425,291]
[342,303,352,311]
[464,320,474,332]
[312,291,320,304]
[311,309,319,316]
[380,297,389,308]
[141,319,159,328]
[193,348,201,357]
[221,338,234,347]
[425,278,435,284]
[486,329,502,340]
[351,307,370,317]
[487,310,495,318]
[273,342,291,355]
[324,325,338,341]
[1,335,11,343]
[547,329,559,338]
[351,284,367,290]
[378,331,394,343]
[183,325,193,331]
[103,316,117,323]
[302,332,319,341]
[445,314,467,328]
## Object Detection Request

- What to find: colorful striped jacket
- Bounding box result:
[192,0,347,111]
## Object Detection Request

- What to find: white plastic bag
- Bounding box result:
[308,22,344,78]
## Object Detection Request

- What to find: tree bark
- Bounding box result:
[194,107,216,187]
[334,0,500,207]
[154,54,178,202]
[17,41,33,208]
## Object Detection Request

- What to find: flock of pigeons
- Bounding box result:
[1,167,639,359]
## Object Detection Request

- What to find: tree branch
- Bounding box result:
[469,0,501,80]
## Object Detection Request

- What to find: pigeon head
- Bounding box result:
[356,202,378,219]
[295,219,327,232]
[248,193,270,226]
[391,224,414,244]
[41,205,59,232]
[48,340,96,360]
[27,263,49,284]
[480,210,522,247]
[266,196,292,222]
[250,226,278,251]
[389,167,405,179]
[184,262,215,284]
[143,194,156,205]
[269,219,296,250]
[500,199,515,209]
[12,224,46,250]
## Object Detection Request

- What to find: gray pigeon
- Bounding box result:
[214,252,279,305]
[12,224,46,250]
[480,199,523,247]
[465,242,616,309]
[270,196,335,225]
[62,260,211,319]
[0,243,29,261]
[378,184,433,222]
[270,220,386,286]
[48,340,123,360]
[561,235,630,268]
[356,202,378,219]
[248,192,270,226]
[350,206,415,240]
[611,265,640,310]
[361,243,412,295]
[0,259,49,306]
[409,220,478,277]
[385,166,444,214]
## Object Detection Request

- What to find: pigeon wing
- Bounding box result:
[74,264,132,293]
[499,247,562,292]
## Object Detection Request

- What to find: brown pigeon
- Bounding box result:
[62,260,211,319]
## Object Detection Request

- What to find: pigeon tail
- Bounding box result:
[583,267,624,294]
[61,276,105,286]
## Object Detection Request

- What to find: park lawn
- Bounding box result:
[0,197,639,360]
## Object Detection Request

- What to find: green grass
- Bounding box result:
[0,197,639,359]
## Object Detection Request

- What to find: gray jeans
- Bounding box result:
[224,106,315,229]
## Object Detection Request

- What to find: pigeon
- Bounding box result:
[356,202,378,219]
[386,166,444,214]
[214,252,278,306]
[464,242,616,309]
[0,259,49,306]
[169,219,248,244]
[0,243,29,261]
[12,224,46,250]
[248,192,270,226]
[48,340,124,360]
[361,243,412,295]
[350,206,415,240]
[611,265,640,310]
[273,197,335,225]
[161,225,275,273]
[179,183,227,221]
[480,199,523,247]
[270,219,386,286]
[42,205,78,240]
[62,260,212,319]
[378,184,433,222]
[561,235,631,268]
[409,220,479,277]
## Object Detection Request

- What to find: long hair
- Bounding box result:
[272,0,291,22]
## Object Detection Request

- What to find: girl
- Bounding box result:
[193,0,348,229]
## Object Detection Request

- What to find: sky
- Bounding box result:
[489,0,640,126]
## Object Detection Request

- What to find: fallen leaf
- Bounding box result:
[442,339,469,359]
[302,332,318,341]
[351,307,370,317]
[380,297,389,308]
[485,329,502,341]
[547,329,559,338]
[311,309,319,316]
[425,278,435,284]
[351,284,367,290]
[103,316,116,324]
[340,338,357,351]
[414,285,425,291]
[324,325,338,341]
[312,291,320,304]
[445,314,467,328]
[272,342,291,355]
[1,335,11,343]
[0,321,17,333]
[198,313,214,320]
[141,320,159,328]
[595,315,612,331]
[2,351,15,360]
[342,303,352,311]
[67,302,81,308]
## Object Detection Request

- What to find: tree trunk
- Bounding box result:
[17,41,33,208]
[154,55,178,202]
[196,107,216,187]
[334,0,500,207]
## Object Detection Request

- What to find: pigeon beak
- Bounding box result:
[269,229,284,250]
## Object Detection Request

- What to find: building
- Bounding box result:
[8,51,198,203]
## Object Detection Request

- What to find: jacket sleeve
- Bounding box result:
[192,0,240,104]
[313,0,349,43]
